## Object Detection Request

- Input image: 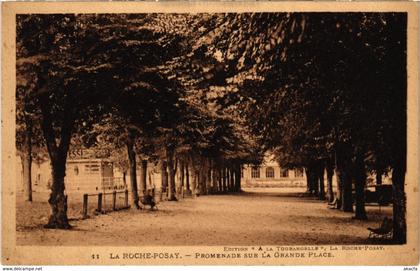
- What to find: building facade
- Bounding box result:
[242,155,307,188]
[16,156,166,194]
[16,158,124,193]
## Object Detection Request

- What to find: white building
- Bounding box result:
[16,156,166,194]
[16,157,123,193]
[242,154,307,188]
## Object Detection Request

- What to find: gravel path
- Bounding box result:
[16,188,392,246]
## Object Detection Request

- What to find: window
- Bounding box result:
[74,166,79,176]
[251,167,260,178]
[266,167,275,178]
[280,168,289,178]
[294,168,304,178]
[85,163,100,174]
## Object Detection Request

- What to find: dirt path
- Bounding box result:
[16,189,392,246]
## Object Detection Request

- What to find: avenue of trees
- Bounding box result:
[16,13,407,243]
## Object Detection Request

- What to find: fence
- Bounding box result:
[82,189,129,219]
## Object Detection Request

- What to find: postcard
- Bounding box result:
[2,1,419,266]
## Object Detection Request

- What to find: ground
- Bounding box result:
[16,188,392,246]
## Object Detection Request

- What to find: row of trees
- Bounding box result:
[201,13,407,243]
[16,14,262,229]
[17,13,407,243]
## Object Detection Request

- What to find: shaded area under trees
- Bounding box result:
[16,13,407,244]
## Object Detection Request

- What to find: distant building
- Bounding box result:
[242,154,392,190]
[242,154,307,188]
[16,156,164,194]
[16,157,125,193]
[66,159,125,192]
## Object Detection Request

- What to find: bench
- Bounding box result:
[365,185,393,205]
[367,217,393,239]
[327,197,338,209]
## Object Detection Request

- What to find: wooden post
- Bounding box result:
[82,194,88,219]
[97,193,103,213]
[112,191,117,211]
[124,189,129,208]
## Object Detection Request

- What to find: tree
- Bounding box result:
[16,85,48,201]
[16,13,193,227]
[17,14,86,228]
[194,12,407,231]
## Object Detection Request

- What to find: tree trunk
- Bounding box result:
[22,152,32,202]
[222,167,227,192]
[313,167,319,195]
[185,163,191,194]
[326,160,334,203]
[226,168,231,192]
[202,166,207,195]
[22,106,33,201]
[199,164,207,195]
[39,98,73,229]
[305,167,311,193]
[167,167,176,200]
[217,168,223,192]
[126,140,140,209]
[140,159,147,195]
[376,169,382,186]
[23,120,33,201]
[341,165,353,212]
[229,167,235,192]
[392,164,406,244]
[336,143,353,212]
[166,148,177,201]
[161,160,168,200]
[213,166,218,192]
[192,170,199,197]
[207,160,212,194]
[234,163,241,192]
[335,143,353,212]
[228,167,232,191]
[45,156,71,229]
[306,165,317,194]
[318,163,325,200]
[319,173,325,200]
[353,156,367,220]
[335,167,343,210]
[179,161,185,196]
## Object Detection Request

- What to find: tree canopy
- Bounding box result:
[16,12,407,242]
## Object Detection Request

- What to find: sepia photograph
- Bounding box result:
[2,2,419,266]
